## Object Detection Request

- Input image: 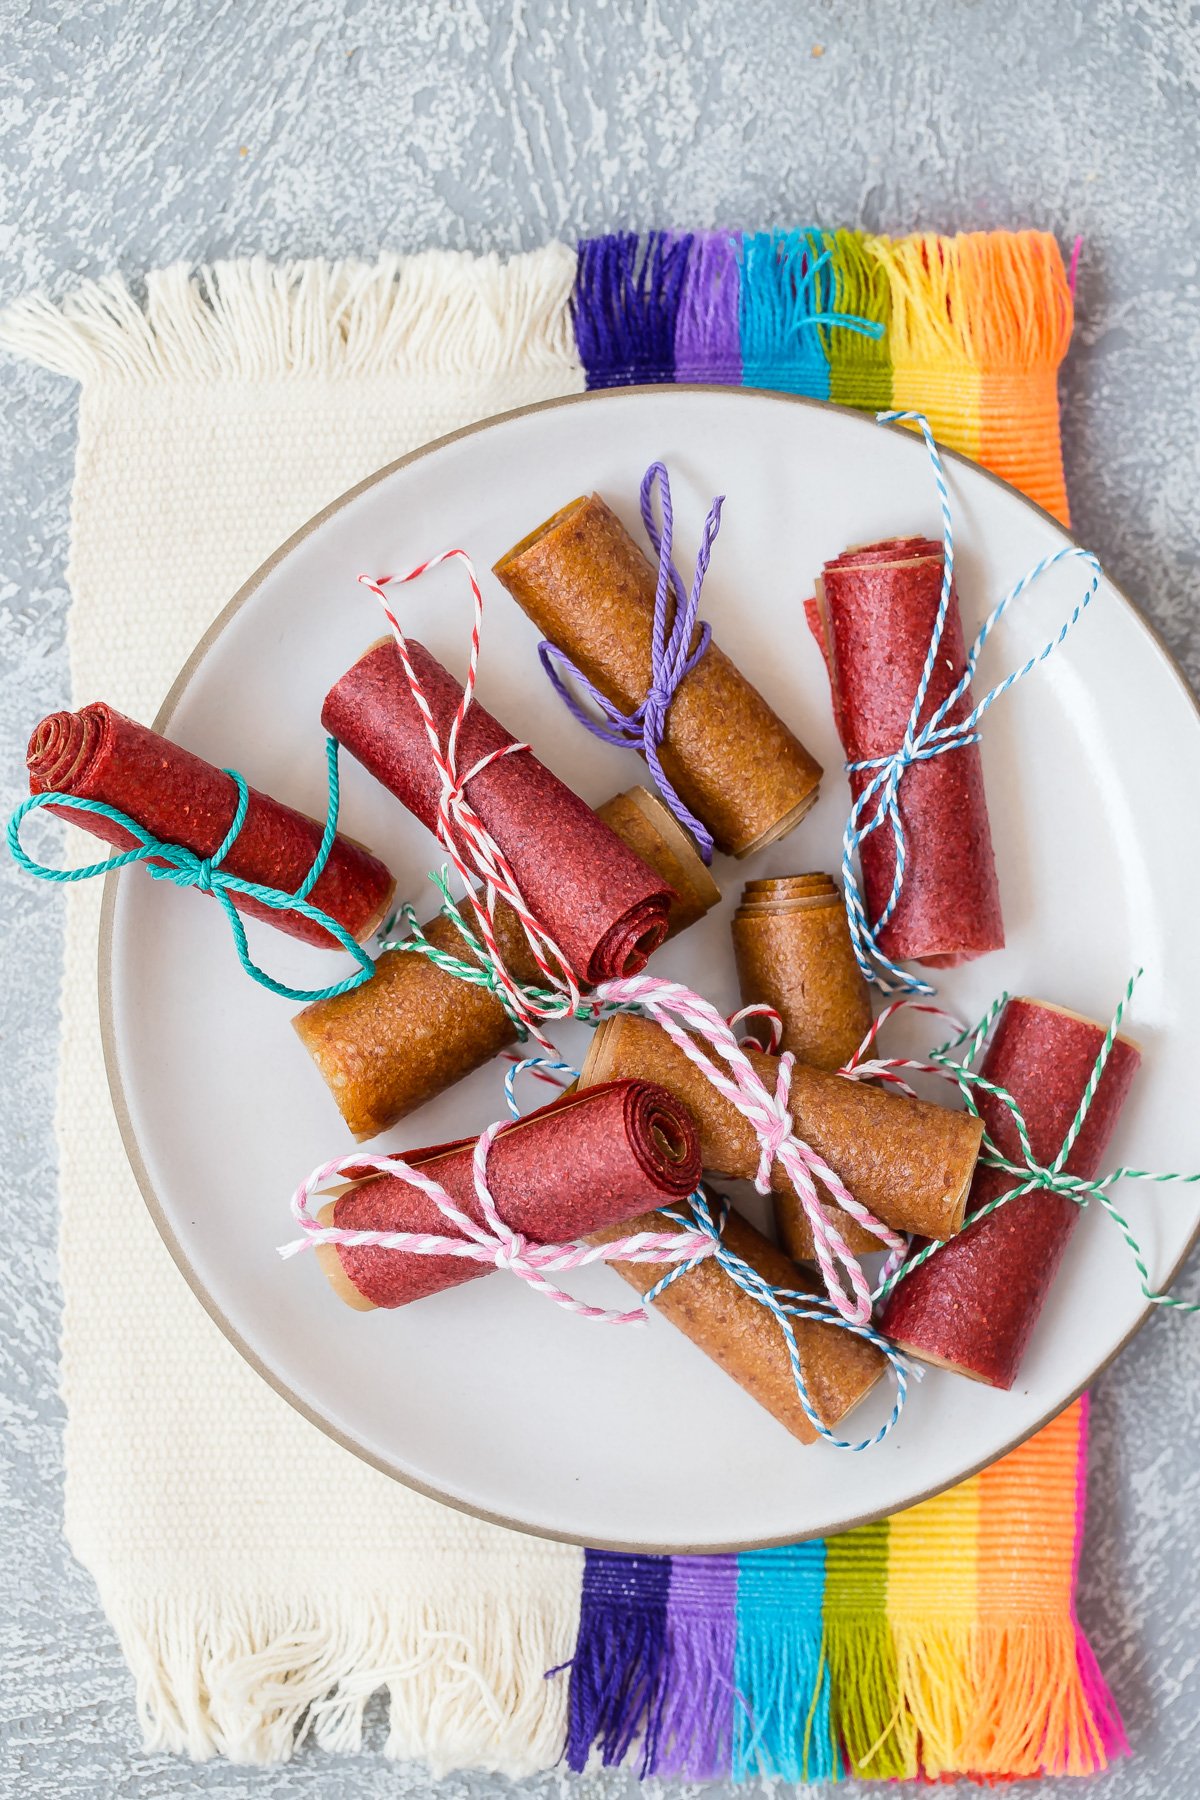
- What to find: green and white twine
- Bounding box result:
[874,970,1200,1315]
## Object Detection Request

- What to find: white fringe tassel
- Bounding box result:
[0,245,581,385]
[105,1584,579,1774]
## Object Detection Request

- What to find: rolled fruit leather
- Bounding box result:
[590,1196,885,1444]
[493,493,823,857]
[732,872,874,1072]
[322,637,674,985]
[315,1079,702,1310]
[293,786,721,1141]
[807,537,1003,967]
[27,702,395,948]
[879,998,1142,1389]
[578,1012,983,1260]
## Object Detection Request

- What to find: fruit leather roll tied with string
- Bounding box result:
[294,786,720,1141]
[493,493,823,857]
[322,638,675,982]
[578,1012,983,1259]
[732,873,874,1072]
[590,1200,885,1444]
[316,1080,702,1310]
[880,998,1142,1388]
[26,702,395,947]
[808,537,1003,966]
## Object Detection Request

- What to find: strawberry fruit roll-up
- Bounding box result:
[807,537,1004,968]
[879,997,1142,1388]
[316,1079,702,1311]
[27,703,395,948]
[322,638,676,984]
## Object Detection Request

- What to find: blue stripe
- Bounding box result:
[738,229,833,398]
[733,1543,840,1781]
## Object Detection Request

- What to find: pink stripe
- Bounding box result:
[1071,1394,1130,1761]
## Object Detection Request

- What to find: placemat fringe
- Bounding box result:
[104,1586,576,1775]
[0,245,579,386]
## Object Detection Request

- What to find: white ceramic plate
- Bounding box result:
[101,387,1200,1551]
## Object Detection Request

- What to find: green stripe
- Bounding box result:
[823,1520,912,1778]
[813,229,893,413]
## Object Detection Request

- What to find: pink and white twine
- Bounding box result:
[280,1119,719,1326]
[591,977,906,1323]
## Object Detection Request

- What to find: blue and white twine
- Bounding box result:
[643,1187,912,1451]
[841,410,1104,995]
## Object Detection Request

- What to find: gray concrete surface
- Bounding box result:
[1,1,1198,1794]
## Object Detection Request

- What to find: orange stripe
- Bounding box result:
[975,1400,1084,1620]
[867,230,1072,522]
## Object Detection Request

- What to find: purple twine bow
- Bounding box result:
[538,461,723,863]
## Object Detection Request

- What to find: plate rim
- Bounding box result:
[96,382,1200,1553]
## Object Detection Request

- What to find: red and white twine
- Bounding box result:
[360,551,584,1046]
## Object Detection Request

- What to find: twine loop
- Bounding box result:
[538,461,722,862]
[7,738,375,1005]
[842,410,1103,996]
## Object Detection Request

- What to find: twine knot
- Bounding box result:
[753,1051,796,1193]
[593,974,906,1325]
[538,461,722,863]
[491,1228,532,1274]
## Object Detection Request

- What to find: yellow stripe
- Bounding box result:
[885,1468,981,1776]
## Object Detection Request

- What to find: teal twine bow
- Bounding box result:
[7,736,376,1005]
[874,971,1200,1315]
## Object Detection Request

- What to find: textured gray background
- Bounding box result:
[1,1,1198,1794]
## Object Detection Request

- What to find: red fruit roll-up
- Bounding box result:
[27,703,396,949]
[321,638,675,984]
[807,537,1003,967]
[316,1078,702,1311]
[879,997,1142,1388]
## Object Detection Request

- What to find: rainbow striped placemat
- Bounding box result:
[0,228,1121,1780]
[573,228,1073,523]
[559,1400,1123,1782]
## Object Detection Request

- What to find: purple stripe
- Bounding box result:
[564,1549,672,1773]
[655,1553,739,1777]
[573,233,691,387]
[673,231,743,384]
